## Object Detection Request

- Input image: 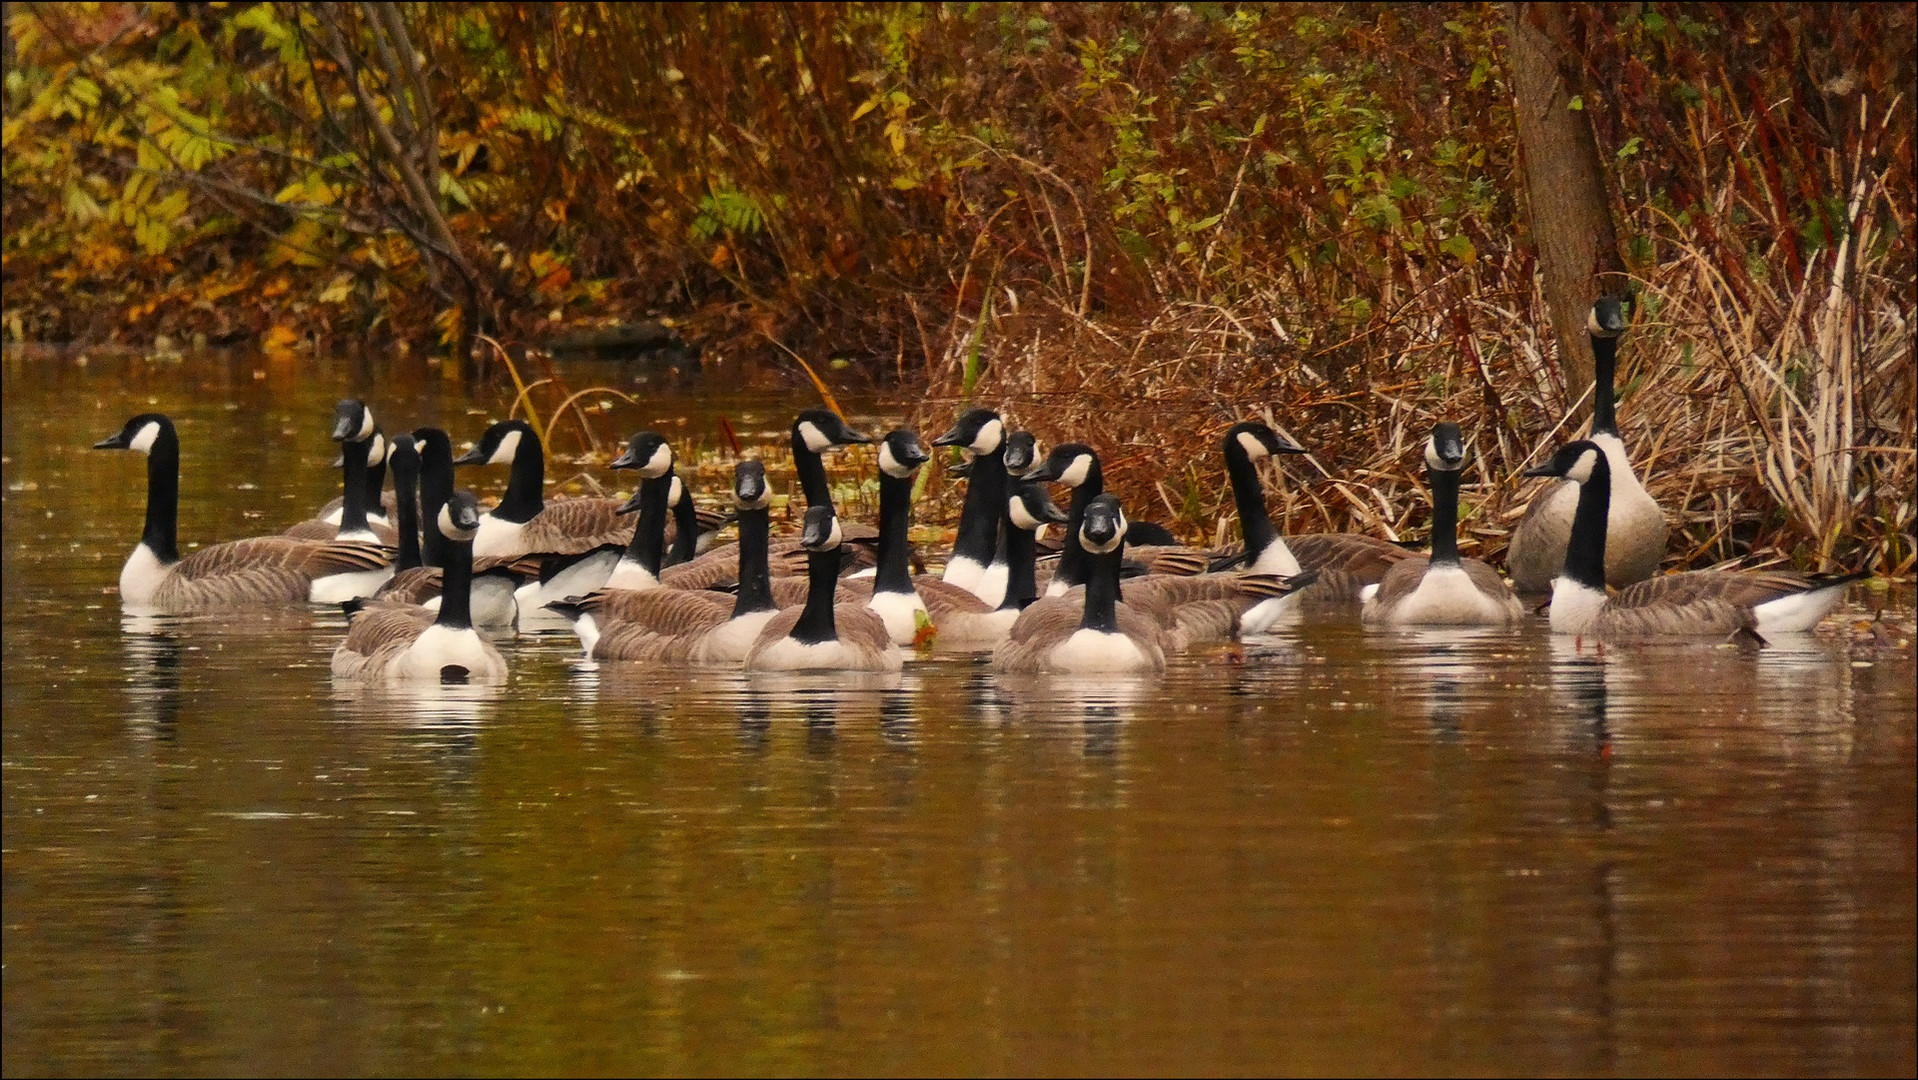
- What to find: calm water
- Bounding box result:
[4,350,1914,1077]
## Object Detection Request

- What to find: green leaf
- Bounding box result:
[1568,94,1583,111]
[1439,233,1477,263]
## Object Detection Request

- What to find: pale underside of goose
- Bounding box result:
[991,597,1168,674]
[1508,434,1666,594]
[1361,558,1525,627]
[743,605,904,672]
[331,601,508,684]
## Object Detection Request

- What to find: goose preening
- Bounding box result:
[94,413,392,613]
[993,494,1168,673]
[658,409,874,590]
[331,490,508,684]
[1361,423,1525,627]
[744,506,904,672]
[1218,421,1415,631]
[284,399,399,545]
[1507,297,1668,595]
[1525,440,1866,642]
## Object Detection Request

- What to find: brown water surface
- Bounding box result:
[4,350,1914,1077]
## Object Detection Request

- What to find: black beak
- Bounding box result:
[611,445,641,469]
[93,433,128,450]
[931,424,964,447]
[452,446,486,466]
[948,458,973,479]
[1522,463,1558,478]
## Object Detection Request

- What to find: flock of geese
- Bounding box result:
[92,299,1868,683]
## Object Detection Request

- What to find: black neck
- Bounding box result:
[1000,516,1041,611]
[337,436,374,536]
[493,433,546,523]
[1563,454,1613,591]
[436,535,475,629]
[667,489,699,567]
[790,545,841,644]
[1053,459,1103,590]
[364,454,387,519]
[873,470,916,595]
[418,442,454,568]
[392,454,422,571]
[142,427,182,564]
[1225,441,1278,558]
[1080,543,1123,633]
[732,507,776,616]
[622,471,673,577]
[792,430,832,509]
[1428,468,1461,567]
[1591,333,1619,437]
[952,447,1006,567]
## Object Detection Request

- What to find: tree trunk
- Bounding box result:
[1506,2,1627,417]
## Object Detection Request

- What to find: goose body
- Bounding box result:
[745,507,903,672]
[1527,441,1864,641]
[994,495,1167,674]
[332,491,508,684]
[453,419,632,561]
[288,401,397,543]
[1363,423,1524,627]
[932,408,1010,606]
[1507,298,1667,593]
[376,428,527,628]
[94,414,391,613]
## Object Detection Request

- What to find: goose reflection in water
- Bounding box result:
[121,614,184,738]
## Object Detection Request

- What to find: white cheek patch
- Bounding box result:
[367,433,387,466]
[798,421,831,453]
[1008,499,1041,531]
[825,519,843,548]
[668,475,685,504]
[1568,450,1599,484]
[1060,456,1092,488]
[971,418,1004,455]
[645,442,674,477]
[1425,438,1456,472]
[128,421,162,455]
[879,442,910,477]
[438,504,479,542]
[488,428,522,465]
[355,409,376,441]
[1237,431,1268,460]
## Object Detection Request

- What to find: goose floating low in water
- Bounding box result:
[1362,423,1524,628]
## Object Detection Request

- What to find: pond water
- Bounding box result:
[4,349,1914,1077]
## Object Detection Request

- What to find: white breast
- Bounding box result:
[1046,628,1153,673]
[119,543,170,608]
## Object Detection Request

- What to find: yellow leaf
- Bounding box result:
[262,323,300,353]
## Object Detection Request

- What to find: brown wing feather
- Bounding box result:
[513,497,635,556]
[1286,533,1414,581]
[1608,570,1816,612]
[1589,596,1755,640]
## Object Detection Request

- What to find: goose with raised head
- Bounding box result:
[377,427,529,627]
[1362,423,1524,627]
[1525,440,1865,642]
[744,506,904,672]
[284,400,399,545]
[931,408,1011,606]
[993,494,1168,674]
[658,409,875,590]
[1507,297,1667,595]
[1219,420,1414,631]
[93,413,391,613]
[549,460,780,663]
[331,490,508,684]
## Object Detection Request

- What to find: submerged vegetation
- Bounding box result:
[2,3,1912,574]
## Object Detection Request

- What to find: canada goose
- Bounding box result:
[93,413,391,613]
[549,460,779,663]
[994,494,1168,673]
[744,506,904,672]
[1220,421,1414,631]
[1525,440,1866,641]
[932,408,1010,605]
[665,474,736,566]
[376,427,529,628]
[1361,423,1525,627]
[331,490,508,684]
[658,409,874,590]
[1022,442,1216,599]
[1507,297,1667,595]
[453,418,633,561]
[284,400,399,545]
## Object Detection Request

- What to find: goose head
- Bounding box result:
[792,409,873,453]
[932,408,1005,457]
[94,413,173,455]
[1225,421,1307,462]
[800,505,843,552]
[733,460,771,510]
[1024,443,1098,487]
[1587,295,1629,339]
[1425,422,1467,473]
[438,489,484,542]
[332,399,376,443]
[1524,440,1606,486]
[1007,482,1070,532]
[1001,431,1039,475]
[878,429,930,478]
[1080,493,1128,554]
[610,431,674,478]
[453,419,535,466]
